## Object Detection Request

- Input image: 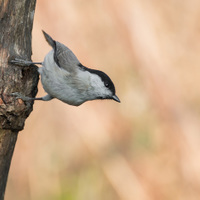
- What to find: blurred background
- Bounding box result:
[5,0,200,199]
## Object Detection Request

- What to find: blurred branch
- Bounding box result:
[0,0,38,199]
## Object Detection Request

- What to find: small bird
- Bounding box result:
[11,31,120,106]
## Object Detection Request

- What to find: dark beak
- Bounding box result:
[112,95,120,103]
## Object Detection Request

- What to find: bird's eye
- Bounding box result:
[105,82,109,88]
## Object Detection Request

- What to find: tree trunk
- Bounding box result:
[0,0,38,199]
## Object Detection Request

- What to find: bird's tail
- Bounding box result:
[42,30,56,48]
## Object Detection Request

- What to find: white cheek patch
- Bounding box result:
[90,74,112,97]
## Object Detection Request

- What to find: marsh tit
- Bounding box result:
[11,31,120,106]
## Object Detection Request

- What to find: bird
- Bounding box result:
[10,31,120,106]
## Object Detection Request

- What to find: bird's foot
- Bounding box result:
[10,92,33,101]
[9,58,35,66]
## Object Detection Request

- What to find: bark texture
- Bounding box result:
[0,0,38,199]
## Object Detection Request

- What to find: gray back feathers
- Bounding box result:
[42,31,80,72]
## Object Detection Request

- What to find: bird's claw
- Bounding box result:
[10,92,31,101]
[10,58,33,66]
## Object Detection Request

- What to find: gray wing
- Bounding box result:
[55,42,80,72]
[42,30,80,72]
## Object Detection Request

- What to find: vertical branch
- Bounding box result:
[0,0,38,199]
[0,130,17,200]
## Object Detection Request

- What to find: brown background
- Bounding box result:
[5,0,200,200]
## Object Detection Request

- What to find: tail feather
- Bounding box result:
[42,30,60,66]
[42,30,56,48]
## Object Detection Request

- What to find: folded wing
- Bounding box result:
[42,30,80,73]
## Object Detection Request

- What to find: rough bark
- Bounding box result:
[0,0,38,199]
